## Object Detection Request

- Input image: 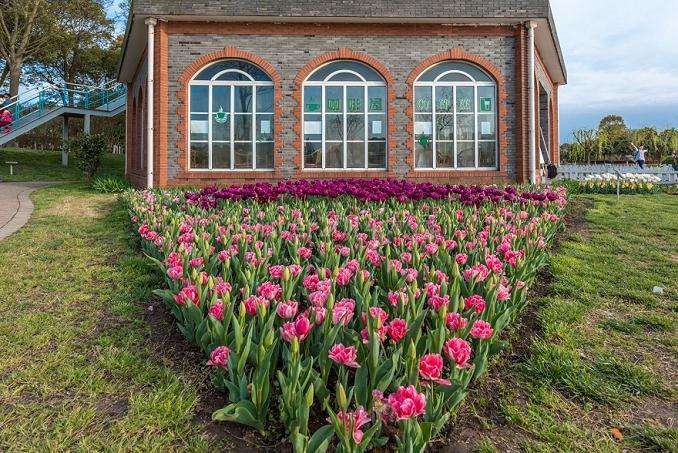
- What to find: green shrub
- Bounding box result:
[63,134,107,181]
[91,174,132,193]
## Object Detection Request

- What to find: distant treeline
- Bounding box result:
[561,115,678,164]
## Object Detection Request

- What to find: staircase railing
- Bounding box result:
[1,80,126,134]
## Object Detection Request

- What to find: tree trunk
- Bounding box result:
[8,61,22,98]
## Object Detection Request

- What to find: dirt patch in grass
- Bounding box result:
[41,195,109,218]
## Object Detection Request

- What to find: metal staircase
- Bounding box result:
[0,81,127,146]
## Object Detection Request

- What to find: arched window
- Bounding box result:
[188,60,274,170]
[413,61,497,169]
[302,61,387,169]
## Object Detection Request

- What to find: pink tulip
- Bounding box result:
[419,353,451,385]
[335,267,352,286]
[387,318,408,343]
[332,298,355,325]
[187,256,203,268]
[280,315,311,342]
[485,254,504,274]
[464,295,486,314]
[470,320,494,339]
[428,294,449,312]
[444,337,472,368]
[208,300,224,321]
[257,281,282,301]
[207,345,230,368]
[386,385,426,420]
[276,300,298,319]
[167,265,183,280]
[214,281,232,297]
[330,406,371,444]
[174,285,199,307]
[243,295,269,316]
[445,312,468,331]
[497,284,511,301]
[297,247,312,260]
[455,253,468,265]
[328,343,360,368]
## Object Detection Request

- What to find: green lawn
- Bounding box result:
[0,147,124,182]
[0,164,675,450]
[0,185,229,450]
[456,194,678,452]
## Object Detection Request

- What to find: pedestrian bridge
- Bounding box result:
[0,81,126,146]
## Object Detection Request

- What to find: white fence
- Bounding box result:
[556,164,678,185]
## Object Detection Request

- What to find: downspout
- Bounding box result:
[527,21,537,184]
[145,18,157,188]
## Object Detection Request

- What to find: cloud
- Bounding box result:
[550,0,678,136]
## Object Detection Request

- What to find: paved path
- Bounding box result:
[0,182,52,240]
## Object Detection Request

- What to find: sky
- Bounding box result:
[550,0,678,141]
[102,1,677,142]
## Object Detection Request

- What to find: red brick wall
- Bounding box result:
[132,21,542,188]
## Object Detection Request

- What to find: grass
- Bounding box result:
[466,194,678,452]
[0,147,124,182]
[0,184,228,450]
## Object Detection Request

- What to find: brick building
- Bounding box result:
[117,1,566,188]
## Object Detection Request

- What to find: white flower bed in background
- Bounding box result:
[583,173,662,183]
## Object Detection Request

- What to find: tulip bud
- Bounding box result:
[291,337,299,356]
[283,266,291,282]
[239,302,246,318]
[264,330,274,348]
[408,340,417,361]
[337,383,348,410]
[305,383,314,408]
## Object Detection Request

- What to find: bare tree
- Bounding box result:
[572,128,599,165]
[0,0,46,96]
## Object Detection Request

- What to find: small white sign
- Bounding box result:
[415,121,432,135]
[304,120,322,135]
[481,121,493,135]
[260,120,271,134]
[372,120,382,135]
[191,120,208,133]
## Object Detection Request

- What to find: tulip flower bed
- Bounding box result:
[124,179,566,452]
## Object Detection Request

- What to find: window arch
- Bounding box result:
[302,61,387,170]
[413,61,497,169]
[188,59,274,170]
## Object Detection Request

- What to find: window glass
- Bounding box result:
[190,142,208,168]
[212,142,231,169]
[347,142,365,168]
[303,61,387,170]
[189,60,274,170]
[256,86,274,112]
[413,61,497,169]
[190,86,208,112]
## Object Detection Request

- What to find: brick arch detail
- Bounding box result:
[404,48,509,177]
[175,47,283,178]
[291,48,397,177]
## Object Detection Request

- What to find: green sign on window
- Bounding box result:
[457,97,472,112]
[348,98,362,112]
[327,99,341,112]
[480,97,492,112]
[306,103,320,112]
[416,97,431,112]
[438,98,452,111]
[368,97,382,111]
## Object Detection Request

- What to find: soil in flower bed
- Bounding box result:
[125,179,567,452]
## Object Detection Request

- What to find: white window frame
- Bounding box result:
[188,62,274,171]
[302,64,387,170]
[413,64,498,171]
